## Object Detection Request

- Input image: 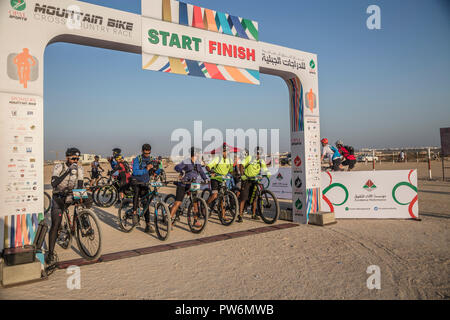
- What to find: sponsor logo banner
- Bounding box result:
[322,170,418,219]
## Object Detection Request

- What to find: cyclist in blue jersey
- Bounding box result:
[321,138,343,171]
[130,144,155,234]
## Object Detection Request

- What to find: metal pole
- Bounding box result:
[428,148,432,180]
[443,154,446,181]
[373,149,375,171]
[417,152,419,163]
[393,152,395,164]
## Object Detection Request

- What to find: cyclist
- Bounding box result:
[231,152,243,199]
[321,138,343,171]
[170,147,209,228]
[108,148,121,178]
[238,147,271,223]
[47,148,86,266]
[90,155,104,187]
[205,144,233,219]
[114,155,132,204]
[335,140,356,171]
[130,144,155,234]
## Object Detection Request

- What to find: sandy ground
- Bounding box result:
[0,161,449,300]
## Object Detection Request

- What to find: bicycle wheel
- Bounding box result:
[201,188,211,201]
[96,185,118,208]
[154,202,171,241]
[256,189,280,225]
[117,199,136,233]
[218,190,239,226]
[44,191,52,214]
[187,197,208,234]
[75,209,102,261]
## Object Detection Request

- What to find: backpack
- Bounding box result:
[344,145,355,155]
[122,160,131,174]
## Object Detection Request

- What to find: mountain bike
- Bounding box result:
[118,182,171,241]
[201,175,238,226]
[55,189,102,260]
[164,180,209,234]
[243,175,280,224]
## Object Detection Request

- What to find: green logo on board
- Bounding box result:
[295,199,303,210]
[11,0,26,11]
[309,59,315,69]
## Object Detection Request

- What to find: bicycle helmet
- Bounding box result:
[335,140,344,147]
[66,147,81,157]
[321,138,328,144]
[112,148,121,156]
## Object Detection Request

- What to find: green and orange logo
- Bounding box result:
[11,0,26,11]
[363,180,377,192]
[310,59,315,69]
[276,173,283,181]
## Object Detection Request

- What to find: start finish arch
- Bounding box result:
[0,0,322,251]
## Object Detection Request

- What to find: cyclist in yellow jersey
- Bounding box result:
[238,147,271,222]
[206,144,233,218]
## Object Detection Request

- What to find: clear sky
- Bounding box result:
[44,0,450,159]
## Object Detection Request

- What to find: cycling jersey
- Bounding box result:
[241,156,271,180]
[322,145,341,161]
[132,155,152,183]
[207,156,233,180]
[51,162,84,193]
[175,158,208,183]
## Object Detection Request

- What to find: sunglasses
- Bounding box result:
[70,157,80,161]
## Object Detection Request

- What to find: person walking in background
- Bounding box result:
[90,155,104,187]
[335,140,356,171]
[321,138,343,171]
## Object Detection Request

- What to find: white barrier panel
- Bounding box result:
[321,170,419,219]
[267,167,292,200]
[268,169,419,219]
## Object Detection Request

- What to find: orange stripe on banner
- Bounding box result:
[204,9,218,32]
[204,63,226,80]
[169,58,188,75]
[15,215,22,248]
[223,66,253,84]
[22,214,29,245]
[162,0,172,22]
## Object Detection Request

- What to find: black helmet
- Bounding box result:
[112,148,121,156]
[142,144,151,152]
[66,147,81,157]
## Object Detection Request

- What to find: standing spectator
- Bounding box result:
[335,140,356,171]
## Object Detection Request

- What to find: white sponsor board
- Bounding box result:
[268,170,419,219]
[322,170,419,219]
[267,167,292,200]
